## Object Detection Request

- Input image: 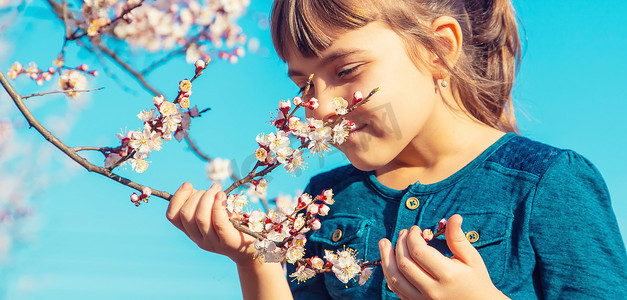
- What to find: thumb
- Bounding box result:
[445,214,480,265]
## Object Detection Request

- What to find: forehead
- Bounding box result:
[271,0,377,61]
[284,22,394,69]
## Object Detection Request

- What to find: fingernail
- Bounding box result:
[379,239,387,248]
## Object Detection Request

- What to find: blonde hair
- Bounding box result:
[271,0,521,132]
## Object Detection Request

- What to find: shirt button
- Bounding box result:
[405,197,419,210]
[466,231,480,243]
[332,229,343,242]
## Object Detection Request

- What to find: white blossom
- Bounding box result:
[290,265,316,283]
[226,193,247,213]
[207,158,232,182]
[359,268,373,286]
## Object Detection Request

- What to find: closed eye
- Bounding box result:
[338,65,361,79]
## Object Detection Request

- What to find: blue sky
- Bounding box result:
[1,0,625,298]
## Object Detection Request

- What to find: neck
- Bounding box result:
[375,101,506,190]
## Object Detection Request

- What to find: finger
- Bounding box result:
[378,238,419,299]
[166,182,195,231]
[194,183,222,240]
[445,214,481,266]
[404,225,455,280]
[395,228,437,290]
[179,189,204,242]
[212,191,238,244]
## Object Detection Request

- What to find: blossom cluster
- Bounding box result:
[422,218,448,241]
[253,91,365,174]
[241,190,334,263]
[7,60,96,98]
[291,249,374,286]
[130,186,152,207]
[107,60,207,173]
[77,0,249,63]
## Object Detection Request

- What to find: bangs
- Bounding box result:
[271,0,377,61]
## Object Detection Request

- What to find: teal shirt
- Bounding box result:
[288,133,627,299]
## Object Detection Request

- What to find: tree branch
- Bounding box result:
[0,70,172,201]
[22,87,104,99]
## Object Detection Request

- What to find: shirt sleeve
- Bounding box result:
[286,179,332,300]
[530,150,627,299]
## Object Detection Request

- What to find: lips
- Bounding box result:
[347,124,367,139]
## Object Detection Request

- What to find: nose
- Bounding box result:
[306,81,339,124]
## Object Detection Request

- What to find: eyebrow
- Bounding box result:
[287,49,365,78]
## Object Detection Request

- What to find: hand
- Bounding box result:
[166,182,258,265]
[378,214,508,300]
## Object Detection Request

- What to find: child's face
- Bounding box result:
[286,21,441,171]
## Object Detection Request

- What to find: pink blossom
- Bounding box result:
[293,96,302,106]
[188,106,200,117]
[77,64,89,71]
[303,98,319,110]
[130,193,140,204]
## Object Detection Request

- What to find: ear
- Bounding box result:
[430,16,463,79]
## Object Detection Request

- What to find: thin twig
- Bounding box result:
[295,258,382,274]
[142,48,187,75]
[0,70,172,201]
[22,87,104,99]
[96,43,162,96]
[73,146,120,153]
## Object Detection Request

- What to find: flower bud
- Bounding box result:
[310,219,321,231]
[179,79,192,93]
[437,218,447,232]
[353,91,364,103]
[153,95,165,106]
[307,98,319,110]
[77,64,89,71]
[179,97,190,109]
[293,96,303,106]
[141,186,152,199]
[279,100,291,114]
[234,47,245,57]
[130,193,140,203]
[422,229,434,241]
[194,59,206,73]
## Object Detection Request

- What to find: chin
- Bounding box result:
[344,152,387,172]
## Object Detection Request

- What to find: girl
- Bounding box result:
[166,0,627,299]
